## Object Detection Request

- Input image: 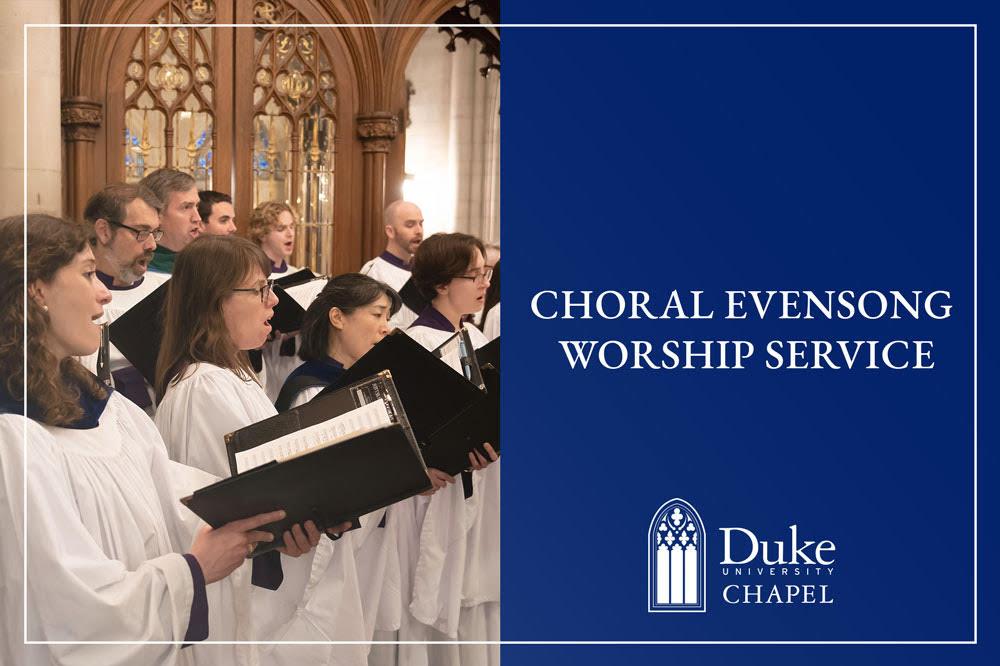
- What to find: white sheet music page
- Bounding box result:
[285,278,329,310]
[435,333,466,376]
[234,399,392,473]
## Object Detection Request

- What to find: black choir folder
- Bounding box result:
[397,278,430,315]
[319,330,500,476]
[108,280,170,385]
[180,372,431,557]
[476,336,500,372]
[270,269,328,333]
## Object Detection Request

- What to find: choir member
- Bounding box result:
[0,214,285,665]
[78,183,170,412]
[273,273,453,664]
[249,200,300,275]
[274,273,401,411]
[197,190,237,236]
[140,168,202,274]
[400,232,499,666]
[360,200,425,329]
[248,201,303,401]
[152,234,364,663]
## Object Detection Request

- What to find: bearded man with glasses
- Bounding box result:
[80,183,171,414]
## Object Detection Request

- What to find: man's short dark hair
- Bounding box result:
[83,183,163,237]
[198,190,233,222]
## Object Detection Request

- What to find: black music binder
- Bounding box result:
[181,372,431,556]
[107,280,170,385]
[270,273,328,333]
[398,278,430,315]
[320,331,500,476]
[272,268,318,288]
[476,336,499,372]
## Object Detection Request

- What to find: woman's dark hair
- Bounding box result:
[479,259,500,331]
[298,273,401,362]
[155,234,271,398]
[0,214,108,426]
[411,232,486,301]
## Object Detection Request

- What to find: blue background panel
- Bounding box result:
[499,7,995,663]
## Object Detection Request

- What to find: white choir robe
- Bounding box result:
[78,271,171,414]
[0,395,248,666]
[483,303,500,342]
[397,320,500,666]
[286,385,404,663]
[360,254,419,330]
[155,363,368,665]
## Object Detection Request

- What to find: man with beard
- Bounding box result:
[83,183,169,413]
[140,168,202,273]
[360,200,425,329]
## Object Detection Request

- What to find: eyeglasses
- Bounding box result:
[454,268,493,286]
[109,220,163,243]
[232,279,275,303]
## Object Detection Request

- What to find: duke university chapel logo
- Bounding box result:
[647,498,707,612]
[647,498,837,612]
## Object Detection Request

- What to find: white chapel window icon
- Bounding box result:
[648,498,706,612]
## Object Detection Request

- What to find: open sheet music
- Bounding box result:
[234,399,391,473]
[182,371,430,556]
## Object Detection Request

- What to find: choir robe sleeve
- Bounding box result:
[0,414,198,666]
[483,303,500,342]
[155,364,276,479]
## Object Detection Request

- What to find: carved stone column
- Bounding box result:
[0,0,61,217]
[61,97,103,221]
[357,112,398,261]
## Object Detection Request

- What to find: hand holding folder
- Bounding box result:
[322,330,500,476]
[181,372,431,556]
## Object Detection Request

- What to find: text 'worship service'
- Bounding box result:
[530,289,954,371]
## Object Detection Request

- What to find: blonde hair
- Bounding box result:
[247,201,297,245]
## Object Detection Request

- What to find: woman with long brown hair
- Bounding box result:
[0,214,284,665]
[152,234,365,663]
[154,233,282,477]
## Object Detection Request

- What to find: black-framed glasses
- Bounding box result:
[109,220,163,243]
[232,279,275,303]
[454,267,493,286]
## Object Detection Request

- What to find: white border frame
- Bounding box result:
[22,22,977,647]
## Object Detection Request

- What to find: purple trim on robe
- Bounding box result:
[270,260,289,274]
[96,270,145,291]
[410,305,456,333]
[181,554,209,645]
[251,550,284,590]
[379,251,412,271]
[111,366,152,409]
